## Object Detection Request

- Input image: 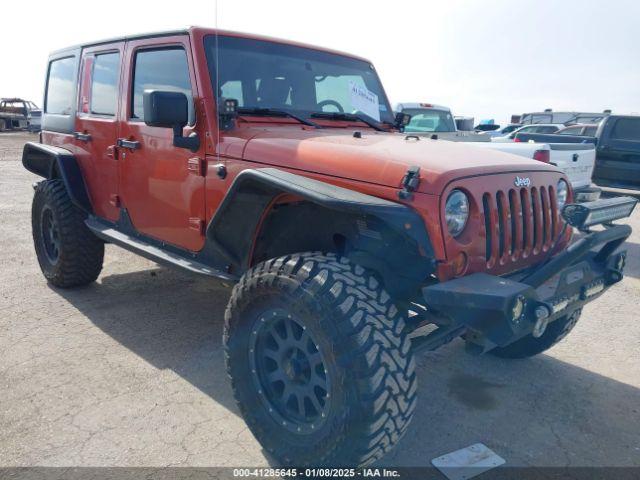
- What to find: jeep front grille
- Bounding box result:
[482,185,559,265]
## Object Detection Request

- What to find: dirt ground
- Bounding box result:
[1,131,639,468]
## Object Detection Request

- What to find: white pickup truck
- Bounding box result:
[395,103,490,142]
[396,102,598,200]
[470,141,598,201]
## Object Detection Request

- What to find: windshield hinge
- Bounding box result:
[398,166,421,200]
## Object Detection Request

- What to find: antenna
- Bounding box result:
[215,0,220,159]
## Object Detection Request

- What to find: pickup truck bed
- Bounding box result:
[473,140,596,191]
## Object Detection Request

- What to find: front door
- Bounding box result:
[75,42,124,221]
[117,35,206,251]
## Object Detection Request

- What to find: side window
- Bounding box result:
[611,118,640,141]
[539,126,559,133]
[46,56,76,115]
[132,47,193,124]
[90,52,120,116]
[559,127,580,135]
[584,126,597,136]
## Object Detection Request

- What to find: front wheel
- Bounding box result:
[224,252,417,467]
[489,309,582,359]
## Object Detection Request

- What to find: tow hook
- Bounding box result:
[532,304,551,338]
[398,165,421,200]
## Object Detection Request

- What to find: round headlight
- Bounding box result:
[445,190,470,237]
[556,179,569,209]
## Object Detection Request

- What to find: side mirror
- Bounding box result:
[394,112,411,131]
[143,90,199,152]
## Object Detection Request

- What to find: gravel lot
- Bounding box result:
[1,132,639,468]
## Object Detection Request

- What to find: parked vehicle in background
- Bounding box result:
[0,98,42,131]
[592,115,640,190]
[454,116,474,131]
[492,123,563,142]
[21,27,637,468]
[396,103,490,141]
[480,123,523,138]
[519,109,610,125]
[512,132,596,145]
[556,124,599,137]
[474,140,596,194]
[470,141,551,162]
[474,120,500,132]
[513,115,640,190]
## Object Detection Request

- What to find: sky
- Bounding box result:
[2,0,639,125]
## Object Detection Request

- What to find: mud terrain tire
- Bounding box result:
[224,252,417,467]
[32,179,104,288]
[489,309,582,359]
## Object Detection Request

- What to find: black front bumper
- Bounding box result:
[422,224,631,352]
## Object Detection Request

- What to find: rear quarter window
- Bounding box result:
[46,56,77,115]
[611,118,640,141]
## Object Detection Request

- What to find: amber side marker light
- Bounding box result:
[561,196,638,229]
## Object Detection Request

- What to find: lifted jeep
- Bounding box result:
[23,28,636,467]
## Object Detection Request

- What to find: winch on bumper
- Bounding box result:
[421,196,637,353]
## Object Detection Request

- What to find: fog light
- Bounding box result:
[511,295,526,324]
[583,281,605,298]
[532,306,550,338]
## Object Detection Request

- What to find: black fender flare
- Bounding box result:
[206,168,436,296]
[22,142,92,213]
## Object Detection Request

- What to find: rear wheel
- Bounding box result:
[224,252,417,466]
[489,309,581,359]
[32,180,104,287]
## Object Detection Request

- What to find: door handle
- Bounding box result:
[117,138,141,150]
[74,131,91,142]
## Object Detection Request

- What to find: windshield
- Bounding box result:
[204,35,394,125]
[402,108,456,132]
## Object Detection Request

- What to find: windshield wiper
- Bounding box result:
[310,112,386,132]
[237,107,321,128]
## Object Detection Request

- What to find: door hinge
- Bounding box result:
[188,217,206,235]
[187,157,206,176]
[109,194,121,207]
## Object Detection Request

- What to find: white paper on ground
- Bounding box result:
[348,80,380,122]
[431,443,505,480]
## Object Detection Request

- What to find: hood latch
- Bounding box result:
[398,166,421,200]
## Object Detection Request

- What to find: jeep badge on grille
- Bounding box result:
[515,176,531,187]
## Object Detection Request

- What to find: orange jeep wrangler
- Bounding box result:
[23,27,636,466]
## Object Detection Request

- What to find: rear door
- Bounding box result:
[117,35,206,252]
[594,117,640,189]
[75,42,124,221]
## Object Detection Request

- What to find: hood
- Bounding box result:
[226,124,561,195]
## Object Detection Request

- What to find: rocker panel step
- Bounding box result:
[85,217,236,281]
